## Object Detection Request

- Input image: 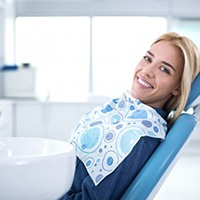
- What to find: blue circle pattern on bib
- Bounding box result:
[70,91,167,186]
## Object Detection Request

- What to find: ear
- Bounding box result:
[172,86,181,96]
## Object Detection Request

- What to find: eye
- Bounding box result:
[143,56,152,63]
[160,66,171,75]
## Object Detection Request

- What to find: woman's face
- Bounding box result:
[131,40,184,109]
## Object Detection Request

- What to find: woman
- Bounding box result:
[60,32,200,200]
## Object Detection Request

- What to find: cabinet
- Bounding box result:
[0,100,13,137]
[14,101,99,141]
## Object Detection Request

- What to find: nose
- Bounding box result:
[142,64,156,78]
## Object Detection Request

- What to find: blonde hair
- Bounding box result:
[152,32,200,124]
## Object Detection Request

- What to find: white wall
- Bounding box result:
[0,2,5,96]
[15,0,168,16]
[0,6,5,67]
[4,0,15,65]
[15,0,200,18]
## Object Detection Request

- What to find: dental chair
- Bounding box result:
[121,73,200,200]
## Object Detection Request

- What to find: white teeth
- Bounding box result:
[138,78,153,88]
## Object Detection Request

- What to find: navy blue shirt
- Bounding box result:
[59,108,166,200]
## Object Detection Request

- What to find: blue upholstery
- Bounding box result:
[185,73,200,109]
[121,73,200,200]
[121,114,196,200]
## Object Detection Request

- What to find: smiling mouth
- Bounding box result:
[137,77,154,88]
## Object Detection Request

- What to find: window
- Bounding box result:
[15,16,167,101]
[15,17,90,101]
[92,16,167,97]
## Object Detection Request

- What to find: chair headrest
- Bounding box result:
[185,73,200,110]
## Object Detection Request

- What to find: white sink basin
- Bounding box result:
[0,137,76,200]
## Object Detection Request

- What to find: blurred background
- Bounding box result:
[0,1,199,199]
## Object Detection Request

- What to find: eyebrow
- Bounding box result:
[147,51,176,72]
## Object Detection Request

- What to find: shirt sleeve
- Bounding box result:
[59,136,161,200]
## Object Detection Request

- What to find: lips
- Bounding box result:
[137,77,154,89]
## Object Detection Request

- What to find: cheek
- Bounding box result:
[133,61,143,74]
[132,66,139,78]
[157,76,176,91]
[161,79,179,95]
[137,60,145,68]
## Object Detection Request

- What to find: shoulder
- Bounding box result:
[131,136,161,158]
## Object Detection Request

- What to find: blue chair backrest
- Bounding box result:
[121,73,200,200]
[185,73,200,110]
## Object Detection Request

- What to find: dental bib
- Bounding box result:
[70,91,167,186]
